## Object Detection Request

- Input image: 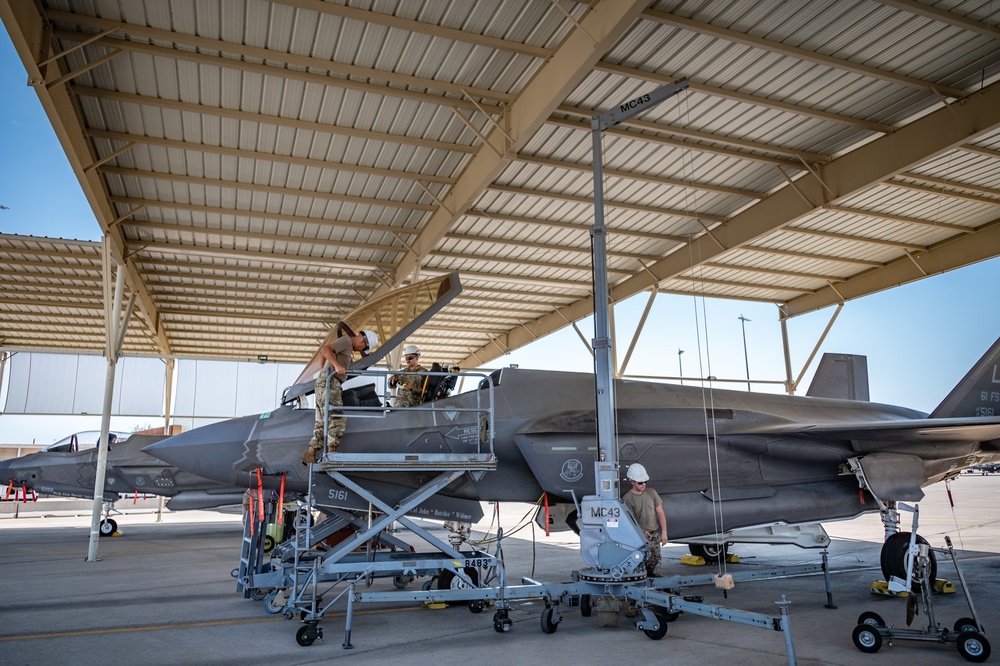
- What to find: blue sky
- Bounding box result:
[2,29,999,445]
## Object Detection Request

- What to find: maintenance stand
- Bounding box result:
[233,81,838,666]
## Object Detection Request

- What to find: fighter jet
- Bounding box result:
[0,429,248,533]
[143,273,1000,577]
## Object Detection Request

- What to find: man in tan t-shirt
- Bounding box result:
[622,462,668,577]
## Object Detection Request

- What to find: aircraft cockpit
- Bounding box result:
[478,368,504,391]
[44,430,131,453]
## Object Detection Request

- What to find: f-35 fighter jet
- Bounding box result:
[144,317,1000,569]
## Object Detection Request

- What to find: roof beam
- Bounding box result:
[547,115,803,168]
[700,262,846,283]
[487,184,726,224]
[592,61,894,134]
[884,179,1000,205]
[642,9,968,99]
[783,226,928,251]
[430,249,633,275]
[513,153,765,199]
[101,166,435,214]
[372,0,652,298]
[0,0,170,354]
[124,220,404,255]
[783,217,1000,317]
[897,171,1000,200]
[739,245,885,267]
[126,241,396,271]
[159,308,331,324]
[557,104,832,163]
[443,232,661,261]
[109,197,419,239]
[458,78,1000,367]
[73,86,478,155]
[873,0,1000,40]
[48,13,514,103]
[88,129,456,185]
[671,274,813,294]
[421,267,594,291]
[55,31,503,114]
[268,0,552,59]
[463,211,683,242]
[134,259,381,286]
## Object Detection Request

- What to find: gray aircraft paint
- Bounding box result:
[145,337,1000,542]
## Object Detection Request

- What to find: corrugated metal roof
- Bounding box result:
[2,0,999,367]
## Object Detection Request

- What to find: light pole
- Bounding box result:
[739,315,751,391]
[678,348,684,385]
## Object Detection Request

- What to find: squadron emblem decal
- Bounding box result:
[560,459,584,483]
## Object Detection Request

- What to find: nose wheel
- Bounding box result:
[99,518,118,536]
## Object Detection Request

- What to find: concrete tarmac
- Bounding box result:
[1,475,998,665]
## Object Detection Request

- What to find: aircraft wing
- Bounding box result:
[519,408,1000,442]
[751,416,1000,443]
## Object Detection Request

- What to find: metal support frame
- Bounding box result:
[86,236,130,562]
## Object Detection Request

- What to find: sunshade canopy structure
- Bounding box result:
[2,0,999,368]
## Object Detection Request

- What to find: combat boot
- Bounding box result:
[301,440,322,465]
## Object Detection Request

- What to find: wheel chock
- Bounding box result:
[870,580,909,597]
[932,579,956,594]
[725,554,740,564]
[681,554,706,566]
[422,601,447,609]
[112,531,123,537]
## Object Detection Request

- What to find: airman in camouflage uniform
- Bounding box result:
[390,345,427,407]
[301,329,378,465]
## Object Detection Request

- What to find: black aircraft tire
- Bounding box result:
[689,542,728,563]
[580,594,592,617]
[857,611,885,627]
[880,532,936,589]
[438,567,479,607]
[957,631,991,663]
[438,567,479,591]
[99,519,118,536]
[955,617,980,634]
[852,624,883,653]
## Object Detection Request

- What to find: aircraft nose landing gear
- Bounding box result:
[851,530,990,663]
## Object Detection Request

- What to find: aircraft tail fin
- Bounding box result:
[930,336,1000,418]
[806,353,869,401]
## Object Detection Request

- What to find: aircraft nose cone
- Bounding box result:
[0,457,15,484]
[143,416,259,487]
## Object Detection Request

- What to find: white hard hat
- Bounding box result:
[360,329,379,350]
[626,463,649,483]
[403,344,420,356]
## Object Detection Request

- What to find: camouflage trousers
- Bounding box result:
[645,530,662,577]
[310,372,345,453]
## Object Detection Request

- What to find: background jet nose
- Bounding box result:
[0,458,16,486]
